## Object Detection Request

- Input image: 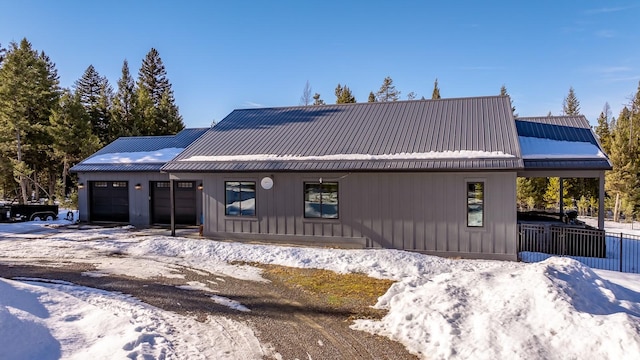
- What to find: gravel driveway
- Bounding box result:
[0,258,417,359]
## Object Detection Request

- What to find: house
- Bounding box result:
[70,128,208,227]
[160,96,610,260]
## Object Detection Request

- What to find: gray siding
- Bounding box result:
[192,171,517,260]
[77,172,203,227]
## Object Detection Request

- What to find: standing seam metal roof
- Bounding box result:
[70,128,209,173]
[163,96,524,172]
[515,116,611,171]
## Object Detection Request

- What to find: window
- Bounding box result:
[112,182,127,188]
[304,182,338,219]
[94,182,107,188]
[156,182,170,188]
[467,182,484,227]
[225,181,256,216]
[177,182,193,188]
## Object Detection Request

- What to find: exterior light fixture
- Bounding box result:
[135,183,142,190]
[78,183,85,189]
[198,183,203,190]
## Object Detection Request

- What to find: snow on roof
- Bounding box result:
[519,136,606,159]
[83,148,184,164]
[180,150,516,162]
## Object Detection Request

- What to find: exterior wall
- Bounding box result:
[187,171,518,260]
[77,172,203,227]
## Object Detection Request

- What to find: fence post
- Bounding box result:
[619,232,623,272]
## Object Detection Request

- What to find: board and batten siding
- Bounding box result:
[197,171,517,260]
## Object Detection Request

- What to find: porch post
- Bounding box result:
[598,173,605,230]
[559,177,564,222]
[170,178,176,237]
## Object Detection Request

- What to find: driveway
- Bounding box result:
[0,233,417,359]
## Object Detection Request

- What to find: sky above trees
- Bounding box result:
[1,1,639,127]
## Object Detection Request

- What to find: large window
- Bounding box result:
[225,181,256,216]
[467,182,484,227]
[304,182,338,219]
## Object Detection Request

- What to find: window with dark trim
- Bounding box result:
[467,182,484,227]
[304,182,339,219]
[112,181,127,188]
[225,181,256,216]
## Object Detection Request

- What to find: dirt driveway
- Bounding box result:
[0,258,417,359]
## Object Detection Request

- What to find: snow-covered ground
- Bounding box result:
[1,216,640,359]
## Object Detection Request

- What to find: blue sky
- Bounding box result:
[2,1,639,127]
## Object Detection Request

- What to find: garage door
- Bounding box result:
[150,181,171,224]
[90,181,129,222]
[174,181,197,225]
[150,181,197,225]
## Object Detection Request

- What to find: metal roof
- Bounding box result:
[163,96,524,172]
[70,128,209,173]
[515,116,611,171]
[515,116,597,145]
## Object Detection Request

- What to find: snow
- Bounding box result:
[180,150,516,162]
[1,219,640,359]
[82,148,184,164]
[519,136,606,159]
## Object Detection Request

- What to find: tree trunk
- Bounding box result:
[613,192,620,222]
[16,129,28,204]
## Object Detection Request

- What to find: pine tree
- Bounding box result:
[0,39,60,203]
[335,83,356,104]
[406,92,417,100]
[499,85,516,115]
[312,93,325,105]
[606,107,634,221]
[375,76,400,102]
[562,86,581,115]
[544,177,570,209]
[300,80,312,106]
[50,90,100,195]
[74,65,113,145]
[368,91,376,102]
[594,102,612,154]
[110,59,137,140]
[431,78,441,99]
[136,48,184,135]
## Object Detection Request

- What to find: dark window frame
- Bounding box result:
[304,182,339,219]
[224,181,256,217]
[466,181,485,228]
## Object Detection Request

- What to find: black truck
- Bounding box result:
[0,203,59,222]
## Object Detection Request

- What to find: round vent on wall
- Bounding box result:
[260,177,273,190]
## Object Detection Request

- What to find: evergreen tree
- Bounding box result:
[368,91,376,102]
[562,86,581,115]
[136,48,184,135]
[544,177,570,209]
[606,107,635,221]
[312,93,325,105]
[375,76,400,102]
[110,59,137,140]
[431,78,441,99]
[74,65,113,145]
[300,80,312,106]
[594,102,612,154]
[0,39,60,203]
[50,90,100,195]
[499,84,516,115]
[0,43,5,64]
[335,83,356,104]
[406,92,417,100]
